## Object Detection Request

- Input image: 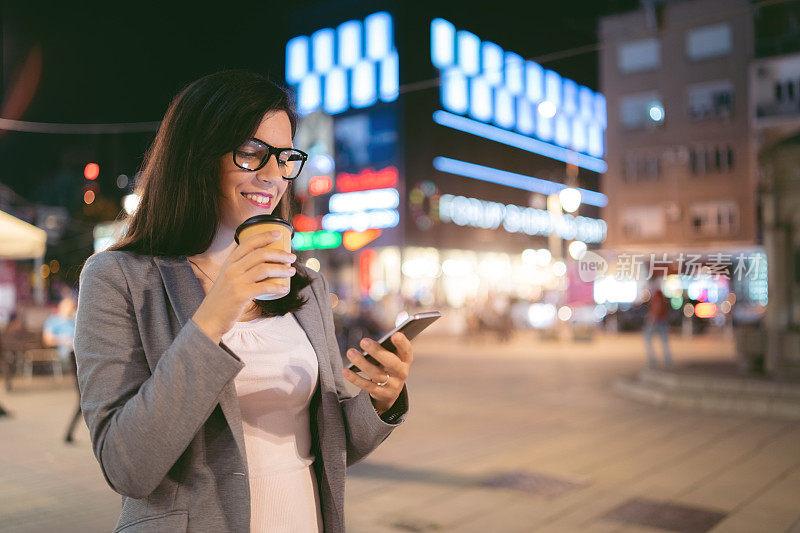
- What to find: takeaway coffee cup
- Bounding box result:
[234,215,294,300]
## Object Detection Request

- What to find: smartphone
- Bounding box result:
[347,311,442,372]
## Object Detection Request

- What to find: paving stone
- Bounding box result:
[601,497,726,532]
[1,332,798,532]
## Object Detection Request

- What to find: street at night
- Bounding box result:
[1,331,798,532]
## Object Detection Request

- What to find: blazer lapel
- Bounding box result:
[153,255,248,468]
[153,256,205,326]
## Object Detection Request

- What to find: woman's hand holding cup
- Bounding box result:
[192,231,296,343]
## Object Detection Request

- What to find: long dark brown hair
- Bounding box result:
[109,70,311,317]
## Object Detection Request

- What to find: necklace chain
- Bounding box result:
[188,259,216,283]
[188,258,260,316]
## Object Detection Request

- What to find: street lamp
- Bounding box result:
[559,187,581,213]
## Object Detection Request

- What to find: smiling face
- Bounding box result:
[218,110,293,232]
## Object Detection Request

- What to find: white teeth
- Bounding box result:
[243,193,271,205]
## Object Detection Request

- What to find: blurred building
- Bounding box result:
[601,0,800,374]
[751,50,800,150]
[750,1,800,378]
[600,0,756,254]
[282,4,608,323]
[598,0,766,335]
[759,135,800,378]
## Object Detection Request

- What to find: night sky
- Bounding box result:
[0,0,637,275]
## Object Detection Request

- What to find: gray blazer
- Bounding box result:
[74,251,408,532]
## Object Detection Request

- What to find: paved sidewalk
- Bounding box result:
[1,331,799,532]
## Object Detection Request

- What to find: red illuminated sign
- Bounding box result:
[292,214,320,232]
[336,166,398,193]
[359,248,377,296]
[309,175,333,196]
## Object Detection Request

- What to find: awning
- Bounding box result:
[0,209,47,259]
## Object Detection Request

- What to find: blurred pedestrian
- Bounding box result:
[643,285,673,369]
[1,311,25,393]
[0,312,24,416]
[42,296,79,442]
[494,296,514,343]
[73,70,411,532]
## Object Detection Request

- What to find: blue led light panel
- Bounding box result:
[430,18,607,162]
[285,11,398,116]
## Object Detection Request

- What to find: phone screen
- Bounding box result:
[348,311,441,372]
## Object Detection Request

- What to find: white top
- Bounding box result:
[222,313,323,533]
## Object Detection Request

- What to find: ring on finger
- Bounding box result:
[373,372,390,387]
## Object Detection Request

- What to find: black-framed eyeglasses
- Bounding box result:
[232,138,308,180]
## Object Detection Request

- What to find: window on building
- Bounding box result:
[689,201,739,236]
[624,153,638,182]
[686,23,732,61]
[690,145,734,174]
[775,79,800,105]
[623,152,661,183]
[621,206,666,239]
[618,38,661,73]
[643,155,660,177]
[688,80,734,119]
[620,92,664,129]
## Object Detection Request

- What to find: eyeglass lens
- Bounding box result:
[234,139,304,179]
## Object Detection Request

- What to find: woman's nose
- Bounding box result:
[256,155,283,183]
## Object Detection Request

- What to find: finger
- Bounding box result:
[229,231,282,263]
[346,348,388,382]
[342,368,384,395]
[248,278,290,298]
[239,247,297,273]
[359,338,406,378]
[390,332,413,364]
[244,262,296,283]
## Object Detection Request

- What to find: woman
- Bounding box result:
[74,70,411,533]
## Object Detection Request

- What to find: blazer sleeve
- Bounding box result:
[74,252,245,499]
[313,270,409,467]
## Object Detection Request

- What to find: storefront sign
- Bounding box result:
[437,193,606,243]
[292,231,342,251]
[336,166,398,193]
[329,188,399,212]
[321,209,399,232]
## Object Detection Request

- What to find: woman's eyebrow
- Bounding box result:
[251,136,293,149]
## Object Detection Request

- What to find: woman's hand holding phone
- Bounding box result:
[192,232,296,343]
[342,332,414,415]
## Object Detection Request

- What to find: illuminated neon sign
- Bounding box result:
[336,166,399,192]
[437,193,607,243]
[322,209,400,232]
[329,188,400,213]
[292,214,320,232]
[431,18,606,168]
[292,231,342,251]
[343,229,382,250]
[433,156,607,207]
[286,12,398,116]
[309,175,333,196]
[323,168,400,232]
[433,111,607,173]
